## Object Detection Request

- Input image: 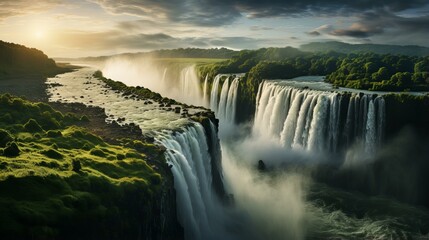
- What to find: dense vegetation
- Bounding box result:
[301,41,429,57]
[197,47,429,121]
[326,54,429,91]
[0,93,177,239]
[0,40,66,78]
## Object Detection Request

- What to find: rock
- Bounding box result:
[174,107,181,113]
[257,160,266,171]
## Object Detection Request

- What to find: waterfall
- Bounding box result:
[225,77,239,123]
[157,122,228,240]
[253,81,385,155]
[210,75,222,112]
[217,78,230,120]
[208,74,241,124]
[203,74,209,107]
[161,68,168,87]
[179,65,204,106]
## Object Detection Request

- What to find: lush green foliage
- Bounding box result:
[326,54,429,91]
[301,41,429,57]
[0,94,168,239]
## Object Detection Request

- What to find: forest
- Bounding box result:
[199,47,429,94]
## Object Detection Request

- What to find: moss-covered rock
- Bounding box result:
[23,119,44,132]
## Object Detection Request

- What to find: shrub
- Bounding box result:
[24,119,44,132]
[3,142,20,157]
[0,129,13,147]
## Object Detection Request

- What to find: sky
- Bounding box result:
[0,0,428,57]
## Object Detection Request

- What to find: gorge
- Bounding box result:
[1,43,429,239]
[90,57,429,239]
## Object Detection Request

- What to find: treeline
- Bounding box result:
[75,47,237,62]
[0,40,63,77]
[148,47,236,59]
[301,41,429,57]
[199,47,429,95]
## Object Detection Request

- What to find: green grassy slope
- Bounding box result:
[0,93,170,239]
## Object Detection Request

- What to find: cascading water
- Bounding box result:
[203,74,209,107]
[209,74,241,124]
[217,78,230,120]
[156,122,231,240]
[253,81,385,155]
[102,58,206,107]
[51,64,427,240]
[48,67,233,240]
[210,75,222,112]
[179,65,204,106]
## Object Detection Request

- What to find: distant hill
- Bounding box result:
[0,40,65,78]
[59,47,238,62]
[300,41,429,57]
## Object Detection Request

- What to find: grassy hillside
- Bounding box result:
[0,40,67,78]
[0,93,177,239]
[0,41,74,101]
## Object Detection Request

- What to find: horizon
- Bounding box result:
[0,0,428,58]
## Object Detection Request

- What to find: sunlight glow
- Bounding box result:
[35,30,45,39]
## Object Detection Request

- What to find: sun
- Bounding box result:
[35,30,45,40]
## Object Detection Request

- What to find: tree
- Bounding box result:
[371,67,389,82]
[415,60,429,73]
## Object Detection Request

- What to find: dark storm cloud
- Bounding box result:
[91,0,240,26]
[231,0,429,18]
[92,0,429,26]
[328,10,429,38]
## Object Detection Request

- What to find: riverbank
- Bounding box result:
[0,66,184,239]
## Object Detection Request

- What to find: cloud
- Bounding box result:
[330,22,384,38]
[233,0,429,18]
[90,0,429,27]
[0,0,61,20]
[250,25,274,31]
[306,31,321,36]
[90,0,241,26]
[53,30,268,54]
[328,10,429,39]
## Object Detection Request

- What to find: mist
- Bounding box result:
[101,56,205,106]
[222,143,310,240]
